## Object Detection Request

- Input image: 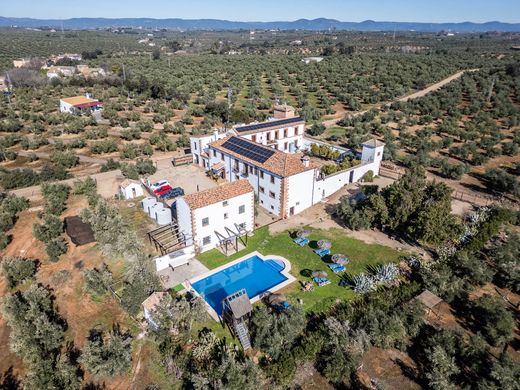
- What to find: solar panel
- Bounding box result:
[235,116,304,133]
[222,137,275,164]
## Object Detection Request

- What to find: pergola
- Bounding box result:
[215,225,249,256]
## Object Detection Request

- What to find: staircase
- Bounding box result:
[234,319,251,350]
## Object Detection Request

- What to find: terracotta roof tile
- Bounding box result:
[208,136,314,178]
[182,180,253,210]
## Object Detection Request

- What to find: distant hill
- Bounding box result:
[0,17,519,32]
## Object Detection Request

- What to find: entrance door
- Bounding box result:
[131,188,137,198]
[290,207,295,216]
[349,170,354,183]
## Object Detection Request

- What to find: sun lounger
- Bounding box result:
[313,277,331,287]
[294,237,304,245]
[318,249,330,257]
[298,238,309,246]
[328,264,345,273]
[274,301,291,311]
[314,248,326,255]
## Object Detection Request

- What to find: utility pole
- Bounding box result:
[5,71,12,105]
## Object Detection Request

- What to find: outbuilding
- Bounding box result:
[119,179,144,200]
[59,95,103,115]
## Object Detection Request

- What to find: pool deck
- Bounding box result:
[183,251,296,321]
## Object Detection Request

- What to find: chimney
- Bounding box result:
[301,155,310,168]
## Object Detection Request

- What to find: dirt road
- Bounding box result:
[322,69,476,128]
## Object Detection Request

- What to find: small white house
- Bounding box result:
[176,180,255,253]
[60,95,103,115]
[119,179,144,200]
[142,292,170,329]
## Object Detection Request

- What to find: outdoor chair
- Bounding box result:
[313,277,331,287]
[328,264,345,273]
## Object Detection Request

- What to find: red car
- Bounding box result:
[154,185,173,196]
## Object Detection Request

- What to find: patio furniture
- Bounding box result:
[294,237,309,246]
[296,229,311,238]
[301,282,314,292]
[331,254,349,265]
[298,238,309,246]
[328,263,345,273]
[315,248,330,257]
[274,301,291,312]
[317,240,332,250]
[313,277,331,287]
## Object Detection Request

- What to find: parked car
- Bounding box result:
[162,187,185,200]
[154,185,173,196]
[150,180,169,191]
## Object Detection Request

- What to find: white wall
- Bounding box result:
[208,151,283,216]
[313,161,379,201]
[120,183,144,200]
[191,191,254,252]
[190,131,226,168]
[287,169,316,216]
[59,100,73,113]
[239,123,304,153]
[176,198,194,247]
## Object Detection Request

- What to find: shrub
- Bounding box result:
[45,237,68,262]
[1,257,37,288]
[84,265,113,296]
[33,214,63,243]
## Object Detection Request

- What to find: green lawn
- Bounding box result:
[197,227,406,314]
[324,126,347,139]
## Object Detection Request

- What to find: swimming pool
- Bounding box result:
[190,252,293,317]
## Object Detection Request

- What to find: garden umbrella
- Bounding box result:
[267,294,287,305]
[317,240,332,250]
[296,229,311,238]
[331,254,349,265]
[312,270,328,278]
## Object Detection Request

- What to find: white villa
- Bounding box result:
[119,179,144,200]
[176,180,255,253]
[190,119,384,219]
[59,95,103,115]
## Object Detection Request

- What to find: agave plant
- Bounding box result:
[352,273,375,294]
[375,263,399,284]
[406,255,421,269]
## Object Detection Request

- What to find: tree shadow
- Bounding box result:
[0,367,20,390]
[82,382,106,390]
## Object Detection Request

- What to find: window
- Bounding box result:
[270,175,275,184]
[224,213,229,219]
[252,135,257,143]
[222,201,228,207]
[202,217,209,227]
[269,191,275,199]
[249,165,254,174]
[284,129,288,138]
[239,205,245,214]
[238,222,246,229]
[221,152,224,160]
[260,171,264,179]
[194,143,197,150]
[202,236,211,245]
[213,150,217,157]
[259,186,265,194]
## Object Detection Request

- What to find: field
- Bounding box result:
[1,29,519,195]
[197,226,406,313]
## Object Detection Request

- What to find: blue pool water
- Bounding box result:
[191,255,287,316]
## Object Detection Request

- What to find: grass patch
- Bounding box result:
[324,126,347,138]
[196,227,406,314]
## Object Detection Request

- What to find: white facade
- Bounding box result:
[176,182,255,253]
[120,180,144,200]
[237,122,304,153]
[207,151,284,215]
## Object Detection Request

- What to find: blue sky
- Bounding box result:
[4,0,520,23]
